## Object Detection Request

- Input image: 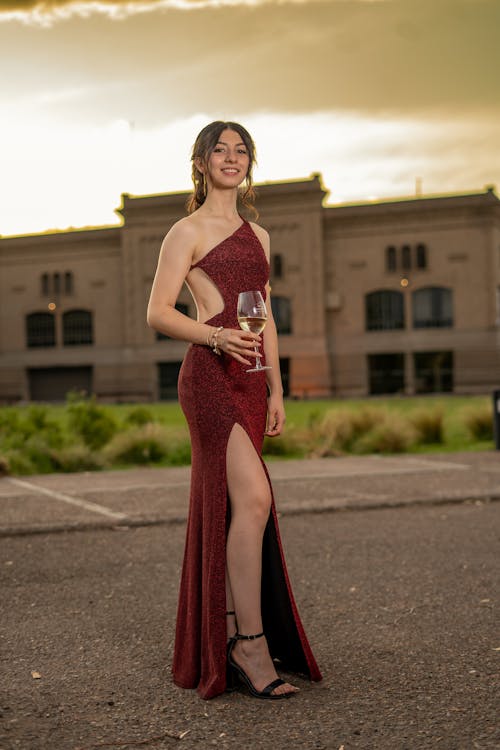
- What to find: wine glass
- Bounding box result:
[237,291,272,373]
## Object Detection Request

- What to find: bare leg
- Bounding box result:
[225,568,237,640]
[226,424,298,696]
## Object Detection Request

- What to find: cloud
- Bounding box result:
[1,0,498,123]
[1,109,498,236]
[0,0,348,26]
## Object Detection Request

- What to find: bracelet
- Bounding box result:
[211,326,224,356]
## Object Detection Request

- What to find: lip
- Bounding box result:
[221,168,239,174]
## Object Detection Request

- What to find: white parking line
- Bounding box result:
[8,478,127,520]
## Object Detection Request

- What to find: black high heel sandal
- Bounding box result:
[227,631,294,700]
[226,612,238,692]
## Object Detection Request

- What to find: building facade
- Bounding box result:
[1,177,499,402]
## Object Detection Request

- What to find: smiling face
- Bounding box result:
[204,128,250,190]
[188,120,257,214]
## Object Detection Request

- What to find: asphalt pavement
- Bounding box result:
[0,451,499,750]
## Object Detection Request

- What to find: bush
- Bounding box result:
[0,408,22,436]
[2,437,57,475]
[462,405,494,441]
[354,415,415,454]
[124,406,156,427]
[66,395,118,449]
[410,408,445,444]
[1,450,37,476]
[50,445,106,473]
[104,424,191,466]
[0,454,10,476]
[263,428,307,458]
[315,407,381,455]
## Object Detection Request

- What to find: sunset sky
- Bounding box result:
[1,0,499,236]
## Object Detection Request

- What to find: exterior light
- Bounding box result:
[48,302,56,311]
[400,278,409,288]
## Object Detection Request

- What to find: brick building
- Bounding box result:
[0,176,499,402]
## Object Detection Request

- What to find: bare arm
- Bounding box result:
[147,219,262,364]
[147,219,213,345]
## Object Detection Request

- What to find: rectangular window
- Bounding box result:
[279,357,290,397]
[414,351,453,393]
[271,296,292,335]
[158,361,182,400]
[272,254,283,279]
[401,245,412,271]
[416,244,427,269]
[64,272,74,295]
[368,353,405,395]
[386,246,397,272]
[156,303,190,341]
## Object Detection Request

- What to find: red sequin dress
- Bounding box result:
[172,220,322,699]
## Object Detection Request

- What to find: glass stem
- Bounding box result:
[254,345,262,370]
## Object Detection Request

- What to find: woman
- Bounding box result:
[147,121,321,700]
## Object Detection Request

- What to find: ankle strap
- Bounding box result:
[226,611,236,616]
[233,631,264,641]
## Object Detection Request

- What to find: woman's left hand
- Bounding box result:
[265,394,286,437]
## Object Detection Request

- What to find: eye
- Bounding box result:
[238,148,248,155]
[213,146,225,153]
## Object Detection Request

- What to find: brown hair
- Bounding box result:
[187,121,257,217]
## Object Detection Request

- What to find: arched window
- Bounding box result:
[365,290,405,331]
[412,287,453,328]
[53,272,61,295]
[63,309,93,345]
[386,246,397,272]
[26,312,56,348]
[271,296,292,334]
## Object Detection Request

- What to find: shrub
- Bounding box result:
[263,428,307,458]
[66,395,118,449]
[0,408,22,436]
[354,415,415,454]
[0,454,9,476]
[3,437,57,475]
[462,405,494,441]
[50,445,106,473]
[410,408,445,444]
[1,450,37,476]
[104,424,191,466]
[124,406,156,427]
[315,407,381,455]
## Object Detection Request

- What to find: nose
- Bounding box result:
[225,150,237,162]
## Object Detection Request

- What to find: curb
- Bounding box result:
[1,491,498,538]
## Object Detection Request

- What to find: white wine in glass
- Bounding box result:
[237,290,272,373]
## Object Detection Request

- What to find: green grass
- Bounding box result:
[0,394,495,476]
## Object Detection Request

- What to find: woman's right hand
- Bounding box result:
[217,328,261,366]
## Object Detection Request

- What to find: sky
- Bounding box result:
[0,0,499,236]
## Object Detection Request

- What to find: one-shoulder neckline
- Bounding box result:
[190,219,247,269]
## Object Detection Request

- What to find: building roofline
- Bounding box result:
[2,181,497,241]
[0,224,120,246]
[324,186,499,216]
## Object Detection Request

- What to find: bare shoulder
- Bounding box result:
[248,221,270,260]
[163,214,199,246]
